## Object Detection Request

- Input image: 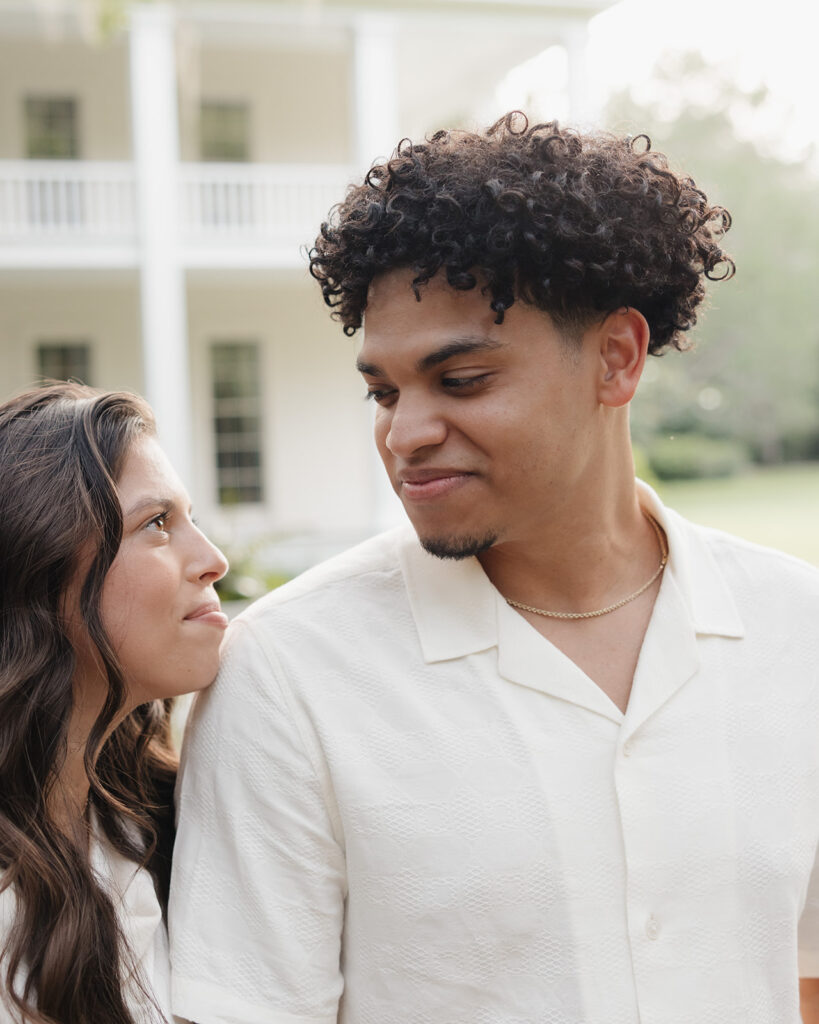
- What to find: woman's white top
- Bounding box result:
[0,823,178,1023]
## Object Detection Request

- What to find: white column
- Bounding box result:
[129,4,192,485]
[351,13,406,531]
[351,14,400,173]
[564,21,593,126]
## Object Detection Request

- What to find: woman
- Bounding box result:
[0,382,228,1023]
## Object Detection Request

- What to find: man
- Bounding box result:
[169,114,819,1023]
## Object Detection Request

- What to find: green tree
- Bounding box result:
[609,54,819,463]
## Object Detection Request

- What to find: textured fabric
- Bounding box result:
[170,483,819,1024]
[90,829,180,1024]
[0,825,177,1024]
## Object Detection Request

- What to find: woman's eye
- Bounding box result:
[146,512,169,533]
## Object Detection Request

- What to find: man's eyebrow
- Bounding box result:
[417,337,503,372]
[356,336,503,377]
[355,357,384,377]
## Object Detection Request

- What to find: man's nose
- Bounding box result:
[383,394,447,457]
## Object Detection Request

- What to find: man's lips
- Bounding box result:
[184,600,229,628]
[397,469,475,501]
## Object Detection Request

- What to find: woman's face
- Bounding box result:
[91,434,229,708]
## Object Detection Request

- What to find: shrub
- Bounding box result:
[632,443,661,488]
[647,434,749,481]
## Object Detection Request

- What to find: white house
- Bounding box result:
[0,0,615,574]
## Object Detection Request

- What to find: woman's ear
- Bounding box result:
[596,307,651,408]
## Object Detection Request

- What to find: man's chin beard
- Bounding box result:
[418,531,498,561]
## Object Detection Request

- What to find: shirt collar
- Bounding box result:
[635,479,745,640]
[398,526,498,662]
[398,480,745,665]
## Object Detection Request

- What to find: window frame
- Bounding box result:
[35,340,92,385]
[24,95,80,160]
[209,339,265,507]
[199,100,251,163]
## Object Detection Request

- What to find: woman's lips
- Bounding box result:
[184,602,229,628]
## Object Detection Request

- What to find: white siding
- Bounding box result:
[0,37,131,160]
[0,274,142,395]
[186,273,375,535]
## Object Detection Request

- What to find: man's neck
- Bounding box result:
[477,474,656,618]
[477,469,666,714]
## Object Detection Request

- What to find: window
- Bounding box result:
[37,342,91,384]
[199,101,250,162]
[211,342,264,505]
[25,97,79,159]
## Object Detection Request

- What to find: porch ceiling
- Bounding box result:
[395,24,573,137]
[180,0,618,44]
[0,0,620,40]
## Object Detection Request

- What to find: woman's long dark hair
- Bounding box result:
[0,383,178,1023]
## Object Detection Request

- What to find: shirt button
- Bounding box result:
[623,739,635,757]
[645,915,660,940]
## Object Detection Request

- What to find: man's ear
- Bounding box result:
[596,307,650,408]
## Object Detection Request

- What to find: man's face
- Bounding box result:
[358,269,604,559]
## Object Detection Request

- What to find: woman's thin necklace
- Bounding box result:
[505,512,668,621]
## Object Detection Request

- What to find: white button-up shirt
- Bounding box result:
[170,486,819,1024]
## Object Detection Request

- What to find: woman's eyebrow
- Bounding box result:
[123,496,172,518]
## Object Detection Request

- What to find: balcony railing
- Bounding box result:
[0,161,137,242]
[178,163,352,248]
[0,160,353,259]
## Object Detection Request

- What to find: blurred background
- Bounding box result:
[1,0,817,602]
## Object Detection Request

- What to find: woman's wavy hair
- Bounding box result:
[0,382,177,1024]
[310,111,734,354]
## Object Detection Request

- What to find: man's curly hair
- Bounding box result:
[309,112,734,355]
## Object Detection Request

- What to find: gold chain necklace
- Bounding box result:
[505,512,668,621]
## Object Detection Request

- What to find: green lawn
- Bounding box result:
[655,463,819,567]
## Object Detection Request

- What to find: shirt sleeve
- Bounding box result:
[168,619,346,1024]
[799,842,819,977]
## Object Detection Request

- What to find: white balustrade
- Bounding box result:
[0,161,353,258]
[0,161,136,241]
[179,163,353,247]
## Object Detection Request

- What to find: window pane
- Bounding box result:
[200,102,249,162]
[37,342,91,384]
[25,97,79,159]
[210,341,264,505]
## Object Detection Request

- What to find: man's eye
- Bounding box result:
[365,388,397,405]
[442,374,489,390]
